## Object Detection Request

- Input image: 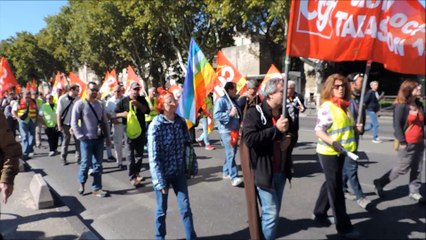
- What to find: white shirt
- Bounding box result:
[105,95,123,123]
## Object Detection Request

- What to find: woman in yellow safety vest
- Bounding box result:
[312,74,363,239]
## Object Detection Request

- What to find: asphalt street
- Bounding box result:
[9,115,426,239]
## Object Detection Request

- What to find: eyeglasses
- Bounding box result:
[133,88,140,91]
[115,90,122,93]
[353,73,364,81]
[90,88,99,92]
[333,84,345,89]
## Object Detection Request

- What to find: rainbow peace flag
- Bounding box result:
[177,38,217,125]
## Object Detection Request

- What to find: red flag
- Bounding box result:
[214,51,247,101]
[0,57,18,94]
[257,64,283,98]
[125,65,145,95]
[100,69,118,98]
[287,1,425,75]
[26,81,31,91]
[69,72,87,98]
[31,79,37,91]
[15,85,21,94]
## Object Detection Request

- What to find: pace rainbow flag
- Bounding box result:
[176,38,217,125]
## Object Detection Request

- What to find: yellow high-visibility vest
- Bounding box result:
[41,103,57,128]
[316,101,356,155]
[145,96,158,122]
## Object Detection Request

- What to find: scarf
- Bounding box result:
[331,96,350,111]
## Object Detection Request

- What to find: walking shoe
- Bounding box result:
[92,189,107,198]
[78,184,85,195]
[373,179,384,198]
[231,177,243,187]
[107,156,116,162]
[88,168,94,176]
[222,174,231,180]
[22,155,30,161]
[312,214,335,225]
[28,152,35,157]
[205,145,215,150]
[344,191,357,201]
[408,193,424,203]
[48,151,55,157]
[131,176,143,187]
[372,138,382,143]
[356,197,371,209]
[340,229,360,239]
[117,164,126,170]
[196,140,204,147]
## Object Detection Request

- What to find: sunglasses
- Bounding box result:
[133,88,140,91]
[353,73,364,81]
[90,88,99,92]
[333,84,346,89]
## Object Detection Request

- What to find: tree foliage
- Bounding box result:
[0,0,291,87]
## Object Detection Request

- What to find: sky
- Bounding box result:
[0,0,425,41]
[0,0,68,41]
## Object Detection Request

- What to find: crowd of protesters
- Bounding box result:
[0,72,424,240]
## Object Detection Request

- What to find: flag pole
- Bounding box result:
[357,60,373,124]
[223,88,240,119]
[282,56,290,118]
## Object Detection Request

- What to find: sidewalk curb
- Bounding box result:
[47,186,101,240]
[25,162,101,240]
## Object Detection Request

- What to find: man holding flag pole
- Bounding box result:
[214,82,244,187]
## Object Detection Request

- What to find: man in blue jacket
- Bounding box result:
[214,82,243,187]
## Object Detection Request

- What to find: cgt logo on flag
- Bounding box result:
[297,0,337,39]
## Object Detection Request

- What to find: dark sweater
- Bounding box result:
[242,101,291,189]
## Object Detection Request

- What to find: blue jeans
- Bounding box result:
[18,120,35,156]
[256,173,286,240]
[196,117,210,145]
[154,174,196,240]
[78,138,104,191]
[219,132,238,180]
[343,155,364,200]
[365,110,379,140]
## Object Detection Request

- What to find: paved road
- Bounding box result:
[22,115,425,239]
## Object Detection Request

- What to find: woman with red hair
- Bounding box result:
[147,90,197,240]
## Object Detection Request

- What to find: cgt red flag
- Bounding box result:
[287,0,425,75]
[0,57,18,94]
[215,51,247,101]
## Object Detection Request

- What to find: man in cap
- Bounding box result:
[115,82,150,187]
[214,82,244,187]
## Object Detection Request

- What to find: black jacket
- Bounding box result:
[393,100,425,144]
[242,101,292,189]
[364,90,380,112]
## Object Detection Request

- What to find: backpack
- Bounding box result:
[126,102,142,139]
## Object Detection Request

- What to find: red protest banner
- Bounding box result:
[0,57,18,94]
[287,0,425,75]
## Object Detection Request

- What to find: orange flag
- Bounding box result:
[26,81,31,91]
[0,57,18,94]
[31,79,37,91]
[69,72,87,98]
[125,65,144,96]
[15,85,21,94]
[100,69,118,99]
[257,64,283,98]
[214,51,247,101]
